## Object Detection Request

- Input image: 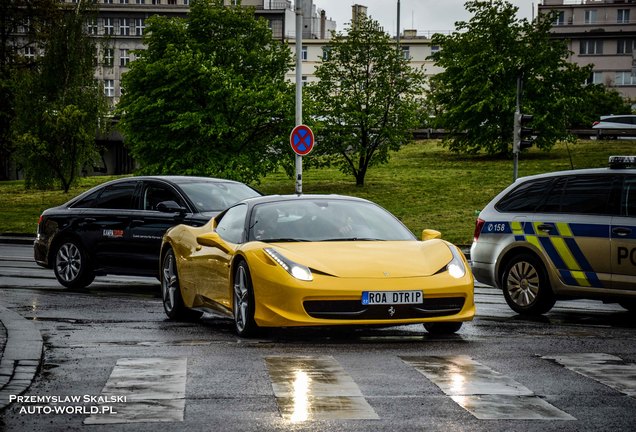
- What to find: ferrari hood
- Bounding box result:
[268,240,454,278]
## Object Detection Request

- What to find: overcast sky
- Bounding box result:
[313,0,535,35]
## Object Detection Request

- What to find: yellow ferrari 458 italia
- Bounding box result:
[160,194,474,337]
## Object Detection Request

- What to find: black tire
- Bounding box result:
[161,248,202,321]
[53,239,94,289]
[501,253,555,315]
[424,322,463,335]
[233,260,258,337]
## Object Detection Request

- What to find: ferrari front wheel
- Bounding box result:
[233,260,258,337]
[161,248,201,321]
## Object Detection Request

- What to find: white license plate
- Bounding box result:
[361,290,423,305]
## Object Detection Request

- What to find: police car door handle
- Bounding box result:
[612,227,632,237]
[537,223,554,233]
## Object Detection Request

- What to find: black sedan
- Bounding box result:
[34,176,260,289]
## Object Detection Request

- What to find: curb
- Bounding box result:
[0,234,34,245]
[0,306,43,411]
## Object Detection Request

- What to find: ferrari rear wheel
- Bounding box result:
[161,248,202,321]
[233,260,258,337]
[424,322,463,335]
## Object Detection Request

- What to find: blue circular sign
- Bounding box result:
[290,125,314,156]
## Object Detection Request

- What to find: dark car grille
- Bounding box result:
[303,297,466,320]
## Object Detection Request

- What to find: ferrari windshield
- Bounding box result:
[179,182,259,212]
[248,199,416,242]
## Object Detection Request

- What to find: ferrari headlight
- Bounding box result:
[447,245,466,279]
[264,248,313,281]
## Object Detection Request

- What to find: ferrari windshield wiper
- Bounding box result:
[263,238,310,243]
[319,237,385,242]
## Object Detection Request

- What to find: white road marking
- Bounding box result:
[543,353,636,397]
[265,355,379,421]
[84,357,187,424]
[401,355,575,420]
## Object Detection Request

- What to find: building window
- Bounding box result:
[618,9,631,24]
[119,0,128,4]
[402,45,410,60]
[431,45,440,53]
[322,47,331,60]
[103,0,113,4]
[120,49,130,67]
[103,48,114,67]
[24,46,36,59]
[104,79,115,97]
[167,0,176,4]
[135,18,145,36]
[103,17,114,35]
[152,0,161,4]
[618,39,634,54]
[584,10,597,24]
[301,46,307,61]
[554,11,565,26]
[586,71,604,85]
[580,39,603,55]
[615,71,636,86]
[135,0,145,3]
[87,18,98,35]
[120,18,130,36]
[184,0,189,4]
[301,75,308,87]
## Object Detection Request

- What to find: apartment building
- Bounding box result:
[539,0,636,99]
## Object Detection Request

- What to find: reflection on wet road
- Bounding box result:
[265,356,378,422]
[401,355,575,420]
[543,353,636,397]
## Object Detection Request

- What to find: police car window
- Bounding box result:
[555,175,614,215]
[495,178,553,212]
[93,183,136,209]
[622,176,636,217]
[215,204,247,244]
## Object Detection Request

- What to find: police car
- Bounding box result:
[470,156,636,315]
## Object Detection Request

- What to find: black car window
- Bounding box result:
[93,182,136,209]
[495,178,554,212]
[142,183,186,211]
[216,204,247,244]
[538,175,616,215]
[71,189,102,208]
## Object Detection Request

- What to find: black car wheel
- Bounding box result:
[161,248,202,320]
[53,239,94,289]
[501,253,556,315]
[233,260,258,337]
[424,322,463,335]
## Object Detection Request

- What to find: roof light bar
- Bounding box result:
[609,156,636,169]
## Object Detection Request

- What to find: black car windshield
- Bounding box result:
[248,199,416,242]
[180,182,259,212]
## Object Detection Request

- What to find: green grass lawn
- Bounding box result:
[1,139,632,245]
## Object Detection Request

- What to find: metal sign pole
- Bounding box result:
[295,0,303,195]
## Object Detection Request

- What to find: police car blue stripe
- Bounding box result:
[558,270,579,287]
[563,237,594,272]
[523,223,535,235]
[538,237,568,270]
[514,235,525,242]
[584,271,603,288]
[569,223,609,238]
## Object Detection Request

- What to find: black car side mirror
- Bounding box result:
[156,200,187,214]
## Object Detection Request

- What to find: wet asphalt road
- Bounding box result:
[0,243,635,431]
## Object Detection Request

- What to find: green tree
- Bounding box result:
[0,0,58,179]
[569,84,632,129]
[117,0,294,184]
[12,0,107,192]
[429,0,591,156]
[306,16,425,187]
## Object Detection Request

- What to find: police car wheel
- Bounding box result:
[501,253,555,315]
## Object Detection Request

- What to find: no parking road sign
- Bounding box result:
[290,124,314,156]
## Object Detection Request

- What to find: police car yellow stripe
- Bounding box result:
[555,222,573,238]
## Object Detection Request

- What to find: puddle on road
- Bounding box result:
[265,355,378,422]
